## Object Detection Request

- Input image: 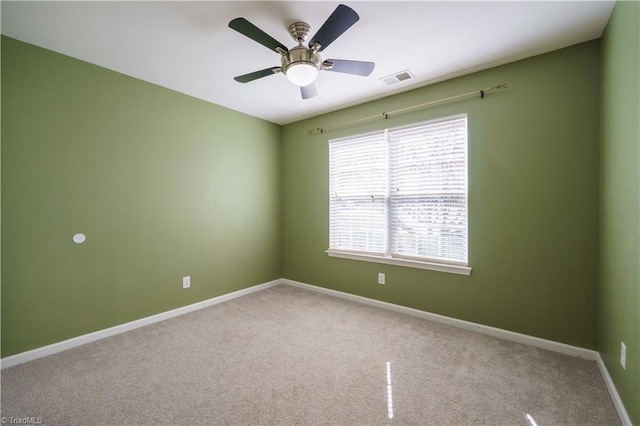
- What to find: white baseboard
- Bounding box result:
[0,279,281,369]
[596,353,633,426]
[281,278,632,425]
[281,278,598,359]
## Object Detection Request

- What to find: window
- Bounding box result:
[328,114,470,275]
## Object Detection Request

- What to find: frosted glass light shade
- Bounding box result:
[286,63,318,86]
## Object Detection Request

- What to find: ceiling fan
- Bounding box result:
[229,4,375,99]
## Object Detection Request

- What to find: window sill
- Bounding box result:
[326,250,472,276]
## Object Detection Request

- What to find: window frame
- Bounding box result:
[327,114,471,276]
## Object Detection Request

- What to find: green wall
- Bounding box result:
[1,37,282,357]
[282,41,601,349]
[599,1,640,424]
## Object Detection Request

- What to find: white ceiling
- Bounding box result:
[1,1,615,125]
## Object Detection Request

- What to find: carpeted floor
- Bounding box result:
[1,284,620,425]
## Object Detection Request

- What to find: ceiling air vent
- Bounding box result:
[380,70,415,85]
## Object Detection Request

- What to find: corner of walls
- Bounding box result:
[598,2,640,424]
[276,124,285,279]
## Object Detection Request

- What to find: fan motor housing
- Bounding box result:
[281,45,322,74]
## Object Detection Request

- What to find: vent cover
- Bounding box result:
[380,70,415,85]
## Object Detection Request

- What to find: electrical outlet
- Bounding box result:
[182,276,191,289]
[620,342,626,369]
[378,273,385,285]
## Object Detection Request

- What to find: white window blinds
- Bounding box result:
[329,115,468,265]
[329,132,387,254]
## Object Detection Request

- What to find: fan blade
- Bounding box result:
[234,67,281,83]
[229,18,288,53]
[300,82,318,99]
[308,4,359,52]
[324,59,375,76]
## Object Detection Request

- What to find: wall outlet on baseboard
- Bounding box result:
[620,342,626,369]
[182,276,191,289]
[378,273,385,285]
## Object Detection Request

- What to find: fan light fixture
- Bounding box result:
[285,62,318,86]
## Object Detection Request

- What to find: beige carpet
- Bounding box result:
[1,284,619,425]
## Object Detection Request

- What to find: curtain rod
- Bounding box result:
[306,83,508,135]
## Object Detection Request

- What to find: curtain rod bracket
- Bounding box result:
[480,90,485,99]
